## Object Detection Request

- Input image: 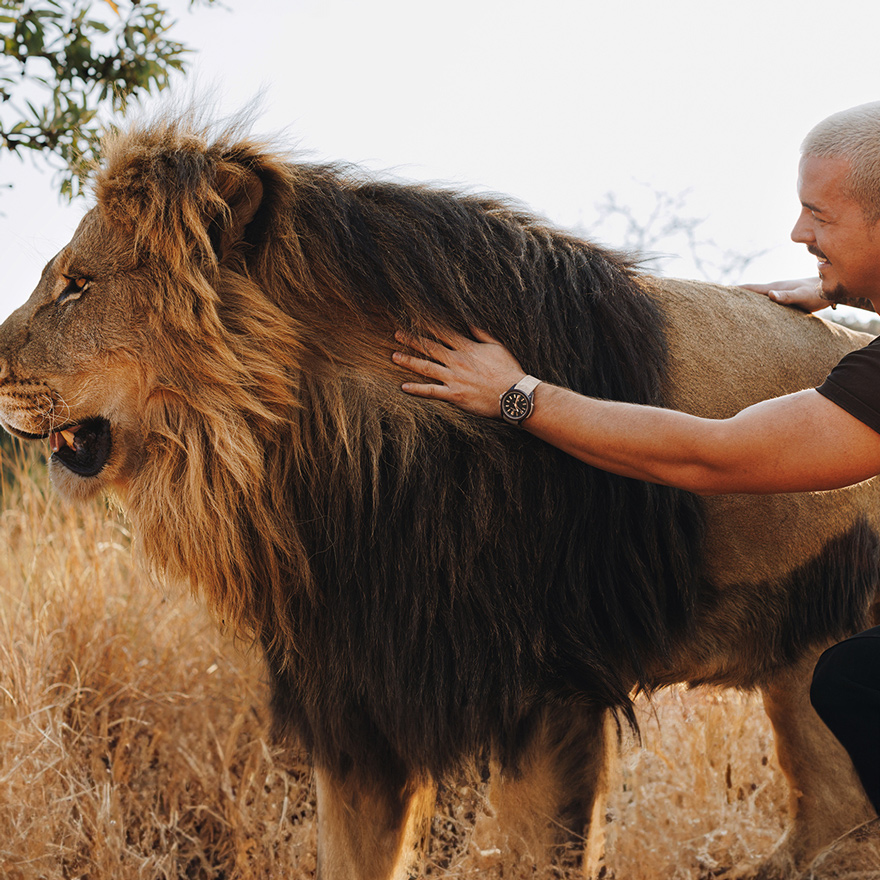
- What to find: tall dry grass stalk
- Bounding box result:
[0,445,315,880]
[0,443,789,879]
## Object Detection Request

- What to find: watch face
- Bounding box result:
[501,388,531,421]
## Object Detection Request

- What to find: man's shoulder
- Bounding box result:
[817,335,880,434]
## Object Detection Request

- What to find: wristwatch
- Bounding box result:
[500,375,542,425]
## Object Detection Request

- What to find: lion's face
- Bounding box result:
[0,208,153,501]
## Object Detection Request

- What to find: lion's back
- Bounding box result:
[647,277,871,418]
[641,278,880,685]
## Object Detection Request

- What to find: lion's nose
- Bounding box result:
[0,331,10,382]
[0,342,11,382]
[0,307,27,382]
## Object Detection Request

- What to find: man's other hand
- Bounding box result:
[741,278,830,313]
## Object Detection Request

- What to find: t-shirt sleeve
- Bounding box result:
[816,336,880,435]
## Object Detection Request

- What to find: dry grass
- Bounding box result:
[0,444,789,879]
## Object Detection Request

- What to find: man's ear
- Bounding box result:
[209,161,264,260]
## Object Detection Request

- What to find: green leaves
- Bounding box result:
[0,0,219,198]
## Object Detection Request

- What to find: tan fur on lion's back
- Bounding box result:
[651,277,880,593]
[652,277,871,417]
[1,117,878,879]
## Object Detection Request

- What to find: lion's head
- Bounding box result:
[0,120,328,645]
[0,205,152,500]
[0,121,282,500]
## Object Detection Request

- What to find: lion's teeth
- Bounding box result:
[61,430,77,448]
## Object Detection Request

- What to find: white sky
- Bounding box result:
[2,0,880,320]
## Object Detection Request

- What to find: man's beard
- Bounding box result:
[820,281,853,305]
[809,247,853,304]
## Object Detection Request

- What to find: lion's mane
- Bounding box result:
[96,119,708,777]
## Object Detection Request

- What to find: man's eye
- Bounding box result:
[58,276,90,304]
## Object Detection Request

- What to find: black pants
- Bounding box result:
[810,626,880,814]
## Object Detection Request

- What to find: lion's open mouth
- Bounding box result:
[2,415,113,477]
[48,417,112,477]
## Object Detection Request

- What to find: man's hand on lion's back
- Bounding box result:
[741,277,829,313]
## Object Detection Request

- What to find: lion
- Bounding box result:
[0,117,878,880]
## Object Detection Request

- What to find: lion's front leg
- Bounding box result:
[314,760,435,880]
[479,704,611,877]
[752,648,876,878]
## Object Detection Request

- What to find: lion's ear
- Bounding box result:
[97,129,265,267]
[209,161,264,261]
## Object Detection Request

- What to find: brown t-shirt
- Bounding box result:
[816,336,880,434]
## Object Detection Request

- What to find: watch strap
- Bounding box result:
[514,375,542,396]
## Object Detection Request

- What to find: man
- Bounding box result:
[392,102,880,851]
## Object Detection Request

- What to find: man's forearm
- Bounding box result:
[522,383,730,494]
[519,383,880,496]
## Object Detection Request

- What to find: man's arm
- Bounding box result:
[393,329,880,496]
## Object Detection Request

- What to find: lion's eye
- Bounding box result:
[57,276,90,305]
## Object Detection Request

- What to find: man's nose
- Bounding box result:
[791,212,814,245]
